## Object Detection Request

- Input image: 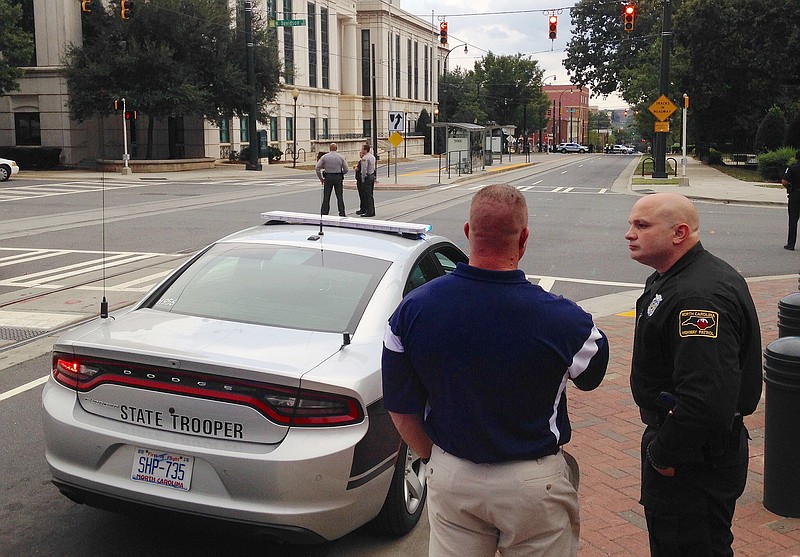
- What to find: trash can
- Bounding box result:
[763,336,800,517]
[484,150,493,166]
[778,292,800,337]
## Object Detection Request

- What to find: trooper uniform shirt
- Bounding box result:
[631,242,762,468]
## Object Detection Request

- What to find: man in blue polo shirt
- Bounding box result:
[382,184,609,557]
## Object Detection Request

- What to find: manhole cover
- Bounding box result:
[0,327,46,341]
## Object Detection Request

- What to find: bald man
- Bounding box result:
[382,185,609,556]
[625,193,762,557]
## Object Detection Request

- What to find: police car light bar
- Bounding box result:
[261,211,432,236]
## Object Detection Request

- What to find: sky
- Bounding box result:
[396,0,629,110]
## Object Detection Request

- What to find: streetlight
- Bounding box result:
[291,87,299,168]
[538,75,556,153]
[403,107,409,159]
[442,43,468,73]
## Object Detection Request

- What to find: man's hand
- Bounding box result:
[646,441,675,477]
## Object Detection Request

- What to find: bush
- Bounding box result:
[754,106,786,153]
[707,148,723,165]
[0,146,62,169]
[758,147,796,181]
[239,145,282,163]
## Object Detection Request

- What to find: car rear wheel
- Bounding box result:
[560,149,567,153]
[579,149,586,153]
[372,442,427,535]
[0,165,10,181]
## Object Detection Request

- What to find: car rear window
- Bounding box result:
[148,243,391,333]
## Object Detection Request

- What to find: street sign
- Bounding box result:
[654,121,670,132]
[388,131,404,148]
[270,19,306,27]
[648,94,678,122]
[388,111,405,133]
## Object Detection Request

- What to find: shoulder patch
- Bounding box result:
[679,310,718,338]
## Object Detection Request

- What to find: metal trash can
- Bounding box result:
[763,336,800,517]
[778,292,800,337]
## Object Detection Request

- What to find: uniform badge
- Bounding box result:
[679,310,719,338]
[647,294,662,317]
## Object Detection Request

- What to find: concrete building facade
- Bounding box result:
[1,0,446,166]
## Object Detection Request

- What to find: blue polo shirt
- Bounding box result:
[382,263,608,464]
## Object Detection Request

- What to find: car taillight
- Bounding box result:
[52,352,363,427]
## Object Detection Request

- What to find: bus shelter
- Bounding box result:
[430,122,487,176]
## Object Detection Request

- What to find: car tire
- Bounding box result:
[0,165,10,182]
[560,149,567,154]
[372,441,427,535]
[579,149,586,153]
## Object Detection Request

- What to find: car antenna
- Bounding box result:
[100,172,109,318]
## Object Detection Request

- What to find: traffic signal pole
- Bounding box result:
[244,0,262,171]
[652,0,672,178]
[121,98,131,175]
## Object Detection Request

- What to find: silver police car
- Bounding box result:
[42,211,468,544]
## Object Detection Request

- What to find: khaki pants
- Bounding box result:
[426,446,580,557]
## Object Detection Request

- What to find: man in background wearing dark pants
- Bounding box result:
[359,144,376,217]
[315,142,348,216]
[781,150,800,250]
[625,192,762,557]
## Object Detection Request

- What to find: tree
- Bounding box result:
[63,0,281,158]
[754,106,786,153]
[414,108,432,154]
[0,0,35,96]
[565,0,800,151]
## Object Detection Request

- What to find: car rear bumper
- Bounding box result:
[42,379,393,541]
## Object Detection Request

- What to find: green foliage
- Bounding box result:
[415,109,431,154]
[240,144,281,162]
[753,106,786,153]
[0,0,35,95]
[0,146,62,169]
[785,114,800,149]
[758,147,796,180]
[707,148,723,165]
[63,0,281,130]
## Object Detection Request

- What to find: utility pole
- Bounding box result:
[652,0,672,178]
[245,0,262,171]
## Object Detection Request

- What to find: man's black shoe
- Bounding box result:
[785,245,795,251]
[356,210,365,215]
[360,213,375,218]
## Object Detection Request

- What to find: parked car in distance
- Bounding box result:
[608,144,636,154]
[556,142,589,153]
[42,211,469,546]
[0,157,19,181]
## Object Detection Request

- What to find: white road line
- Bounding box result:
[0,376,48,402]
[0,249,71,267]
[0,254,158,287]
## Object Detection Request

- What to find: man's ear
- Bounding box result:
[672,223,690,244]
[463,221,470,240]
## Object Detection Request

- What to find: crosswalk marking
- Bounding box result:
[467,184,613,195]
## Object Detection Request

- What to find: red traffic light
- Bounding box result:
[81,0,92,13]
[125,110,138,120]
[439,21,448,45]
[623,4,635,32]
[548,15,557,40]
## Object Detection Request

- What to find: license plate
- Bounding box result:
[131,447,194,491]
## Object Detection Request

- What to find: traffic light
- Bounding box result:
[125,110,138,120]
[548,16,558,40]
[439,21,448,45]
[120,0,134,20]
[114,99,121,111]
[623,4,636,32]
[81,0,92,13]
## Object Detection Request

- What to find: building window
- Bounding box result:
[361,30,371,96]
[407,39,412,100]
[14,112,41,145]
[219,118,230,143]
[309,117,317,140]
[424,45,429,102]
[320,7,329,89]
[283,0,294,85]
[413,41,419,100]
[286,117,294,141]
[307,2,317,88]
[322,117,329,139]
[395,34,401,100]
[363,119,371,139]
[13,0,36,66]
[240,117,249,142]
[270,116,279,142]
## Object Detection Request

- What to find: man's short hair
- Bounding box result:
[362,144,371,152]
[329,143,338,150]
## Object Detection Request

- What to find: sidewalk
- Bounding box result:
[573,275,800,557]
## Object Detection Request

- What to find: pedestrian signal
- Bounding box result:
[548,16,558,40]
[81,0,92,13]
[125,110,138,120]
[439,21,448,45]
[121,0,134,19]
[623,4,636,32]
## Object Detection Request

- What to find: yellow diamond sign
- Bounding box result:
[388,131,404,148]
[648,95,678,121]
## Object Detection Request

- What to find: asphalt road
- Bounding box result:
[0,156,794,556]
